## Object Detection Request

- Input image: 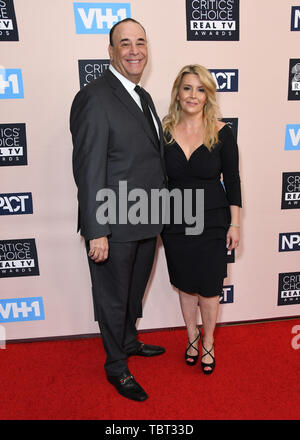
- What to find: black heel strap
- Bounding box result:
[186,328,201,354]
[201,340,215,362]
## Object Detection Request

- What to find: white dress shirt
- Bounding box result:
[109,65,159,138]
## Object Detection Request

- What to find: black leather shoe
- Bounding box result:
[107,372,148,402]
[127,342,165,357]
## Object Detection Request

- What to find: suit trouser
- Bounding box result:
[86,237,157,376]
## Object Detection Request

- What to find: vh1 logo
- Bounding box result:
[285,124,300,150]
[0,297,45,323]
[73,2,131,34]
[0,67,24,99]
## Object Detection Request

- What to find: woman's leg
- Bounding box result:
[179,290,200,361]
[198,295,219,371]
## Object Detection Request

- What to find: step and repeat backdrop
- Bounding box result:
[1,0,300,341]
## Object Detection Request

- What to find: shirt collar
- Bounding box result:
[109,64,140,93]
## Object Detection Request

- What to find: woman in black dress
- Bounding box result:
[161,65,242,374]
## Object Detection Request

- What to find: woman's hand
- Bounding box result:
[226,226,240,251]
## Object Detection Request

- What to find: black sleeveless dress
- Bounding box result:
[161,124,242,297]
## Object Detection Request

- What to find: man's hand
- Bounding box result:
[88,237,109,263]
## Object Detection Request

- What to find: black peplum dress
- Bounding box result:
[161,124,242,297]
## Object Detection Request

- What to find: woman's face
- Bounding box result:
[177,73,207,116]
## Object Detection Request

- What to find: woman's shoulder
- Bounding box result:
[217,121,235,140]
[217,120,227,131]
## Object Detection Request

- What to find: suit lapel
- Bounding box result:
[104,70,160,150]
[146,94,165,157]
[145,91,168,179]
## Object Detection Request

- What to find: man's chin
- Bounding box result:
[126,70,144,83]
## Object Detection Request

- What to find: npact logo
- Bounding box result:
[226,248,235,263]
[220,285,234,304]
[291,6,300,31]
[279,232,300,252]
[73,2,131,34]
[210,69,238,92]
[0,192,33,215]
[0,66,24,99]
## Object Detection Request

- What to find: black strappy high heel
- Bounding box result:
[185,328,201,366]
[201,339,215,374]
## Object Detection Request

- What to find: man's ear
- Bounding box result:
[108,44,113,61]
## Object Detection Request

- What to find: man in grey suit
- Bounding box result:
[70,18,167,401]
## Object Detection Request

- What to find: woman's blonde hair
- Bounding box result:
[162,64,220,150]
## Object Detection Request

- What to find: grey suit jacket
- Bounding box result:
[70,69,167,242]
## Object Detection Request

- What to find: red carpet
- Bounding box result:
[0,319,299,420]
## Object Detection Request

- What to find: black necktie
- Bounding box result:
[134,85,159,142]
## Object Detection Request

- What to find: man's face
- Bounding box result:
[108,21,148,84]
